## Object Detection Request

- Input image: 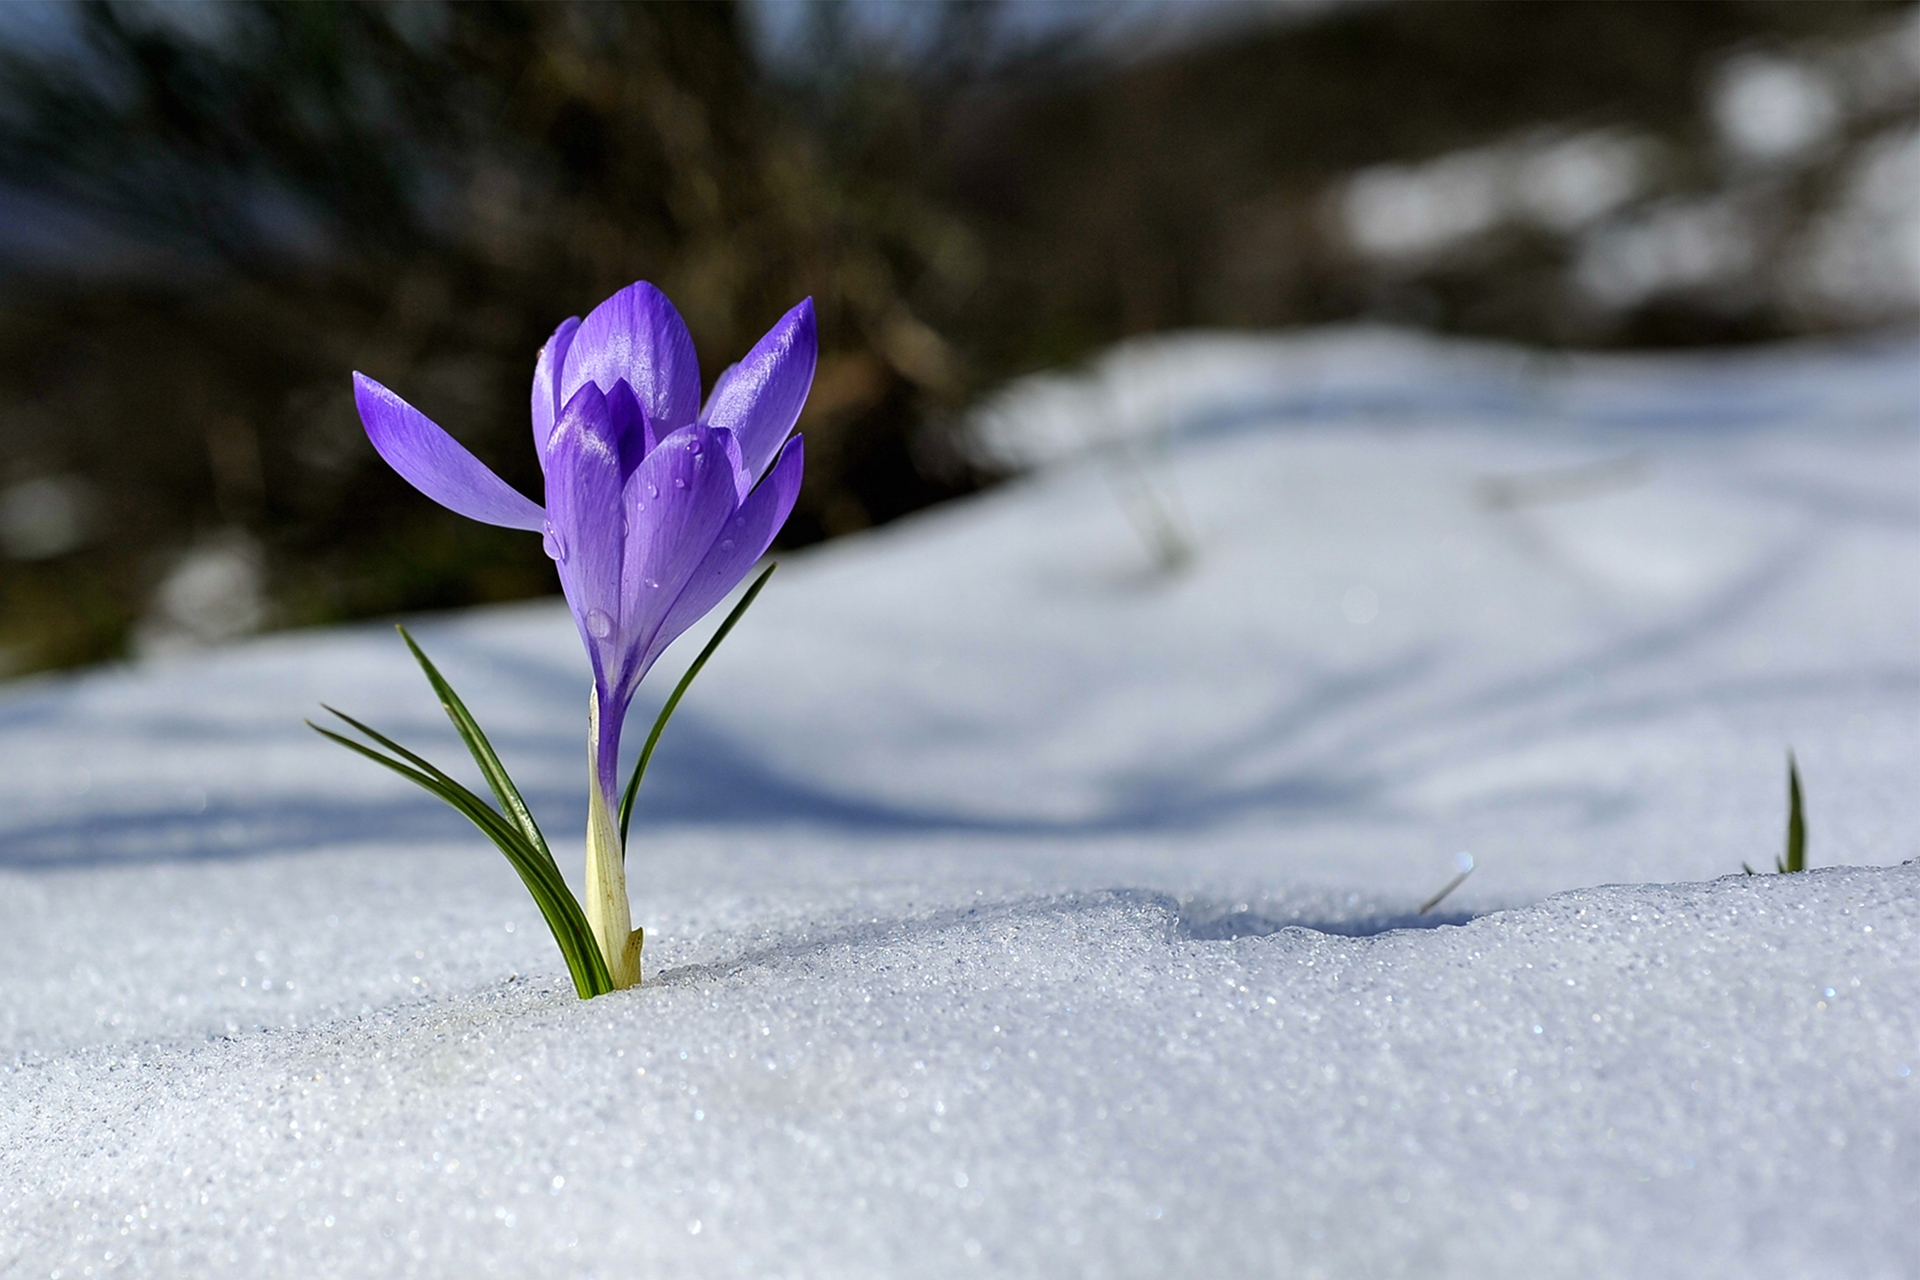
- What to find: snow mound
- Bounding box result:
[1,327,1916,1276]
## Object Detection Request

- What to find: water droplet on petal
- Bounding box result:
[541,522,567,563]
[719,539,735,552]
[585,608,613,639]
[643,577,661,590]
[647,483,659,498]
[673,478,687,489]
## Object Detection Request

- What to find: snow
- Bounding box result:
[2,326,1916,1277]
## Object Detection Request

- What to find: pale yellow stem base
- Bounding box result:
[586,689,643,989]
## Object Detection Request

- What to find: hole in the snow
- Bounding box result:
[1178,903,1479,941]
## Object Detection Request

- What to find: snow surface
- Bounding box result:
[2,326,1917,1277]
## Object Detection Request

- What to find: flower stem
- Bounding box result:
[585,687,643,989]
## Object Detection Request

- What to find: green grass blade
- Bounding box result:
[1781,751,1807,874]
[319,703,478,795]
[312,719,609,996]
[618,562,777,851]
[310,719,564,909]
[396,625,557,871]
[311,719,607,995]
[308,718,613,998]
[310,721,554,902]
[316,704,579,898]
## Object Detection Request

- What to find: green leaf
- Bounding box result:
[308,720,534,892]
[618,562,777,851]
[308,708,614,999]
[1780,751,1807,874]
[396,625,556,872]
[315,704,563,902]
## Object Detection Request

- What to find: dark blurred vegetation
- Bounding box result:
[0,0,1910,675]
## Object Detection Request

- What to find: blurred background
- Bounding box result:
[0,0,1911,678]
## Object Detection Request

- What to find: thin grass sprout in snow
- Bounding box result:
[1745,751,1811,877]
[315,282,813,996]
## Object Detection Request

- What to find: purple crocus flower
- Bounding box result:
[349,282,811,987]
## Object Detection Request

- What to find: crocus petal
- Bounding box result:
[612,423,743,696]
[604,379,657,479]
[699,361,739,420]
[642,433,804,677]
[354,372,545,531]
[700,297,816,483]
[562,282,702,436]
[530,315,581,465]
[542,384,627,691]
